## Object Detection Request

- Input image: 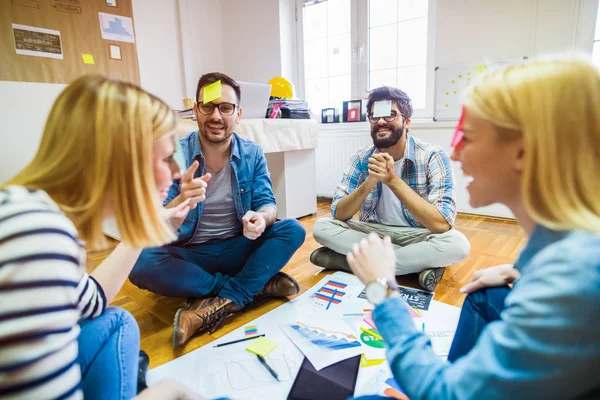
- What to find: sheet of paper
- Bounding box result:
[358,285,434,311]
[372,100,392,118]
[280,317,363,371]
[148,272,460,399]
[203,80,222,104]
[98,12,135,43]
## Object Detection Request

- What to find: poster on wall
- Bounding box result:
[98,12,134,43]
[12,23,63,59]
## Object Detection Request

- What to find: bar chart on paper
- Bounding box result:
[312,280,347,309]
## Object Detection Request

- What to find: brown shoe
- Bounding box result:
[172,296,238,347]
[309,247,351,272]
[254,272,300,301]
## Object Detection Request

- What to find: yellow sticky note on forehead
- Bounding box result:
[245,336,278,357]
[203,80,222,104]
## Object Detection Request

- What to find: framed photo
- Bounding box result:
[342,100,365,123]
[321,108,338,123]
[106,0,117,6]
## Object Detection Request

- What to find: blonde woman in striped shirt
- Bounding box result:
[0,76,202,399]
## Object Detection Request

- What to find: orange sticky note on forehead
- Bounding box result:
[203,80,222,104]
[451,107,465,147]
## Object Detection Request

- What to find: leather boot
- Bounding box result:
[254,272,300,301]
[172,296,238,347]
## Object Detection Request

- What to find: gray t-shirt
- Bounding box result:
[190,162,242,244]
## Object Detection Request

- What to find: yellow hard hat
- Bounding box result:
[268,76,294,99]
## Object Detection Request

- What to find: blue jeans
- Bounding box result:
[447,286,510,362]
[78,307,140,400]
[129,219,305,308]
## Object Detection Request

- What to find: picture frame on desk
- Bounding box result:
[342,100,365,123]
[321,108,339,123]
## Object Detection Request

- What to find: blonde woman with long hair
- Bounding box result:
[347,56,600,399]
[0,76,203,399]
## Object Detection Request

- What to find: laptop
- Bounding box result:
[238,81,271,119]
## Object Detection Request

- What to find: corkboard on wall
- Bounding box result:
[0,0,140,85]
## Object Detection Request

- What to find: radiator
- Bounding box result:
[315,124,372,197]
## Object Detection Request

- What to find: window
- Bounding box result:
[369,0,428,110]
[594,5,600,66]
[301,0,352,115]
[297,0,433,117]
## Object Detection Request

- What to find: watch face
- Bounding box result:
[366,282,387,305]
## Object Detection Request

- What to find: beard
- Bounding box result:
[370,123,405,148]
[198,120,233,144]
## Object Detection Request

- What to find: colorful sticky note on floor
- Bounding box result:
[364,314,377,329]
[474,65,487,76]
[372,100,392,118]
[244,325,259,337]
[82,53,95,64]
[406,304,423,318]
[246,336,278,357]
[203,80,221,104]
[360,354,385,368]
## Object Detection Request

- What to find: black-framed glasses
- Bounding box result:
[197,102,237,116]
[367,110,400,124]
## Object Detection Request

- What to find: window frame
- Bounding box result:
[295,0,436,119]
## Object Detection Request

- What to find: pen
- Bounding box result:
[422,322,425,333]
[360,326,383,341]
[326,288,337,310]
[213,334,265,348]
[257,354,280,382]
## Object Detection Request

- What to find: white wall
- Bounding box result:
[0,82,66,182]
[133,0,186,109]
[221,0,284,83]
[279,0,299,85]
[178,0,225,98]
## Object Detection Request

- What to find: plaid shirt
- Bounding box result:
[331,135,457,228]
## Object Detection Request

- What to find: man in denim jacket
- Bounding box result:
[130,73,306,346]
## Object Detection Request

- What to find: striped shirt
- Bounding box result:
[0,186,106,400]
[331,135,457,227]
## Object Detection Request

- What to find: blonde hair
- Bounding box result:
[6,75,178,248]
[463,55,600,233]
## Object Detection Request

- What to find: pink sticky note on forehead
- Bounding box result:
[451,107,465,147]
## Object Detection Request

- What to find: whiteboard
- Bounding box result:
[433,57,528,121]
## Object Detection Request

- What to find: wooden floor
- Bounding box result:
[87,199,526,369]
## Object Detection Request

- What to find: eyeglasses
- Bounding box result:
[367,110,401,124]
[197,102,237,116]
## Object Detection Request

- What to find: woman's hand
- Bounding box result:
[161,199,190,224]
[346,233,396,285]
[460,264,520,294]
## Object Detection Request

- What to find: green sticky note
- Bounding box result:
[474,65,487,76]
[203,80,222,104]
[246,336,278,357]
[173,137,186,172]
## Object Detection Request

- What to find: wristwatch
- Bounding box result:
[365,277,400,306]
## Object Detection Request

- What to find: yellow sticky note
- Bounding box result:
[82,53,95,64]
[451,80,455,83]
[445,92,449,95]
[246,336,278,357]
[474,65,487,76]
[360,354,386,368]
[203,80,222,104]
[458,74,462,78]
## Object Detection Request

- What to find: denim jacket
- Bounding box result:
[373,225,600,399]
[165,131,277,246]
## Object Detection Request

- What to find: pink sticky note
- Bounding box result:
[364,314,377,329]
[451,106,465,147]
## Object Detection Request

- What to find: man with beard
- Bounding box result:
[311,86,469,291]
[129,72,306,346]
